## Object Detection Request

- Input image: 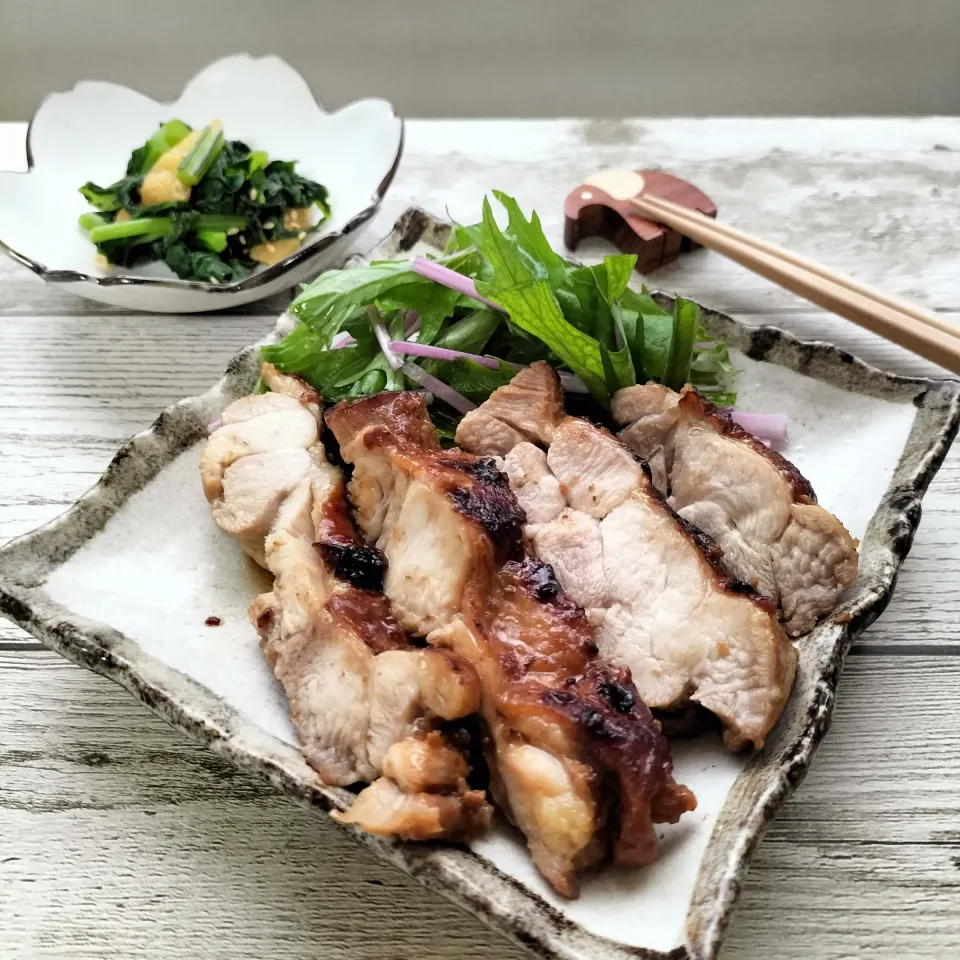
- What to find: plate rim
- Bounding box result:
[2,206,958,960]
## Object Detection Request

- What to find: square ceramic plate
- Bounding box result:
[0,54,403,313]
[2,209,958,960]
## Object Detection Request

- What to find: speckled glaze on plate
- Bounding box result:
[1,209,957,960]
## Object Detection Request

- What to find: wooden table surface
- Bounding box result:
[2,118,959,960]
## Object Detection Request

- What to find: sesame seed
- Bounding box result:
[266,243,276,252]
[239,235,246,244]
[226,227,239,236]
[249,188,258,201]
[208,276,220,284]
[262,220,275,230]
[297,230,307,240]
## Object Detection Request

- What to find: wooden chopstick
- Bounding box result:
[629,193,960,375]
[638,193,960,342]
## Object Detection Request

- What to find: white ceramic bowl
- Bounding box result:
[0,54,403,313]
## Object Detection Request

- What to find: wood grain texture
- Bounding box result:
[4,650,960,960]
[2,119,960,957]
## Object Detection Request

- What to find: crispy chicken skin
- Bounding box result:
[612,384,859,636]
[205,370,490,842]
[457,364,797,750]
[326,392,695,898]
[333,732,491,841]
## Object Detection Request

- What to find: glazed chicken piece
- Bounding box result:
[202,389,323,567]
[456,361,565,456]
[456,364,797,750]
[206,370,490,841]
[612,384,859,636]
[334,732,490,840]
[326,392,695,898]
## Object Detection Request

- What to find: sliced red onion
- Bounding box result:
[558,371,590,394]
[412,256,501,310]
[389,340,499,369]
[400,361,476,415]
[331,331,355,349]
[207,419,221,434]
[404,312,421,338]
[367,305,402,371]
[695,341,716,351]
[729,412,788,443]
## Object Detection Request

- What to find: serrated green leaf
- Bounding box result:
[442,357,517,403]
[474,195,633,405]
[664,297,700,391]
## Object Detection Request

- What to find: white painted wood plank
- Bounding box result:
[8,116,960,316]
[3,650,960,959]
[2,119,960,956]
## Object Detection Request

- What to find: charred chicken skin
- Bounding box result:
[326,391,695,898]
[204,368,490,842]
[456,363,797,751]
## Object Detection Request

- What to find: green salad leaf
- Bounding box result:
[443,357,517,403]
[474,196,635,404]
[261,191,736,423]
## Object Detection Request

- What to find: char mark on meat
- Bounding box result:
[612,383,859,635]
[326,391,695,898]
[457,365,797,751]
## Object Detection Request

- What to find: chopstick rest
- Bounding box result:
[568,169,960,375]
[563,170,717,272]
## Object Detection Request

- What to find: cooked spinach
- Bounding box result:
[78,120,330,284]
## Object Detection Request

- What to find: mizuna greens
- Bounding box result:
[78,119,331,284]
[261,191,738,425]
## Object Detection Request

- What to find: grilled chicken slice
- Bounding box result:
[207,372,490,842]
[202,389,323,568]
[201,391,320,502]
[327,392,695,898]
[333,732,491,841]
[456,361,565,456]
[250,469,389,784]
[613,384,859,636]
[458,364,797,750]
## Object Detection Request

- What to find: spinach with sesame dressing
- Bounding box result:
[77,120,330,284]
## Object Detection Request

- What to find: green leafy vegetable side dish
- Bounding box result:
[77,120,331,284]
[261,191,738,431]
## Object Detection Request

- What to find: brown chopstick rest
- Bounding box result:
[563,170,718,272]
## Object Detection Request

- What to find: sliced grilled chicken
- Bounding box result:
[327,392,695,899]
[613,384,859,636]
[206,372,490,841]
[201,391,320,502]
[458,365,797,750]
[456,361,565,455]
[202,387,323,568]
[333,732,491,841]
[250,469,388,784]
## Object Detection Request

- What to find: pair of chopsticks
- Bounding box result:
[586,171,960,375]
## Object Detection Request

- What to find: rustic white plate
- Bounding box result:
[0,53,403,313]
[1,209,958,960]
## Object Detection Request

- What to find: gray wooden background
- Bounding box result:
[2,0,960,120]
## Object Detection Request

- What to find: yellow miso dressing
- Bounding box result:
[249,206,314,265]
[139,119,222,206]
